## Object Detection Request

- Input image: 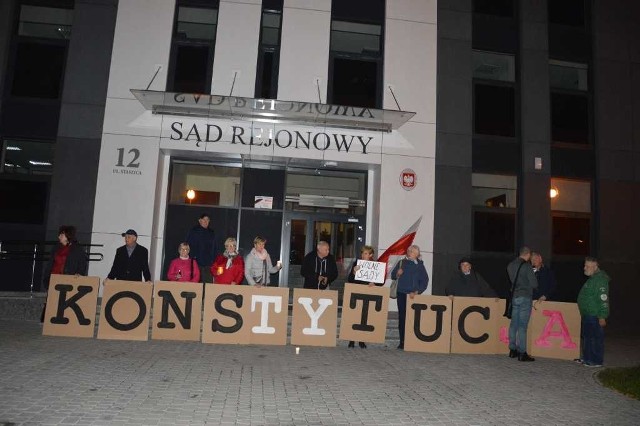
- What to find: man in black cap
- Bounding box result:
[107,229,151,281]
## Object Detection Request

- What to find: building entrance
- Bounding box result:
[281,212,365,297]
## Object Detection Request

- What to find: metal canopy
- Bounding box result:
[131,89,415,133]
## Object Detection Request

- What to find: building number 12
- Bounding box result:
[115,148,140,168]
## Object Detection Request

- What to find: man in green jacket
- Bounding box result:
[576,257,610,367]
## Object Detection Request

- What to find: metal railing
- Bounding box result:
[0,240,103,294]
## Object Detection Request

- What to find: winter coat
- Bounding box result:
[577,269,610,319]
[186,225,217,267]
[107,244,151,281]
[532,265,557,300]
[167,257,200,283]
[390,257,429,295]
[211,254,244,284]
[245,250,279,285]
[42,243,88,290]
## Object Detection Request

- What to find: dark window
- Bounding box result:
[7,3,73,99]
[474,84,515,137]
[328,0,384,108]
[2,139,54,175]
[11,42,66,98]
[472,173,517,253]
[548,0,585,27]
[255,0,283,99]
[168,1,219,93]
[552,215,590,255]
[0,179,48,224]
[551,92,589,144]
[473,0,515,17]
[473,211,516,252]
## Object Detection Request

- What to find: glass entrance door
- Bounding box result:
[282,213,365,303]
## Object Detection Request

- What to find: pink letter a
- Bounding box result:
[534,310,577,348]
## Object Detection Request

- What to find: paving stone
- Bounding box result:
[1,320,640,425]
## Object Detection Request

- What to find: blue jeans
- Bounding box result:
[581,315,604,365]
[508,297,532,353]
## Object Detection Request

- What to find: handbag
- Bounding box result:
[504,260,525,319]
[389,260,403,299]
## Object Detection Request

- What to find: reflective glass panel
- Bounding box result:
[473,50,515,82]
[3,140,54,175]
[550,61,588,91]
[18,5,73,39]
[169,163,241,207]
[472,173,517,208]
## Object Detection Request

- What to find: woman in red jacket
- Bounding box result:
[166,242,200,283]
[211,237,244,284]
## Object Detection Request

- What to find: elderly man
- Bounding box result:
[506,246,538,362]
[446,257,496,298]
[531,252,557,302]
[107,229,151,281]
[576,257,610,367]
[390,245,429,350]
[300,241,338,290]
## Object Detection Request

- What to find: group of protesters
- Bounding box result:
[42,217,610,367]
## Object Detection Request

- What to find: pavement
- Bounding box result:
[0,319,639,425]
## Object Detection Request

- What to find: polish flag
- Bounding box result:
[378,217,422,279]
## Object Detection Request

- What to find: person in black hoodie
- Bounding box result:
[445,257,496,298]
[300,241,338,290]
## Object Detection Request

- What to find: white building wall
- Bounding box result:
[379,0,437,293]
[211,0,262,96]
[92,0,438,298]
[277,0,331,102]
[90,0,174,279]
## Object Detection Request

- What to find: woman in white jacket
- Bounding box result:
[244,236,282,286]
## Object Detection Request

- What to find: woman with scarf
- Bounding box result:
[245,236,282,286]
[41,225,88,322]
[210,237,244,284]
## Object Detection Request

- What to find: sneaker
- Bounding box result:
[573,358,584,364]
[509,349,518,359]
[348,341,355,348]
[584,363,603,368]
[397,343,404,350]
[358,342,367,349]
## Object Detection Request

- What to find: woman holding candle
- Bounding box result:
[210,237,244,285]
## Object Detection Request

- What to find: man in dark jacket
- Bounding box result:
[186,213,217,284]
[446,257,496,298]
[531,252,557,302]
[506,246,538,362]
[300,241,338,289]
[107,229,151,281]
